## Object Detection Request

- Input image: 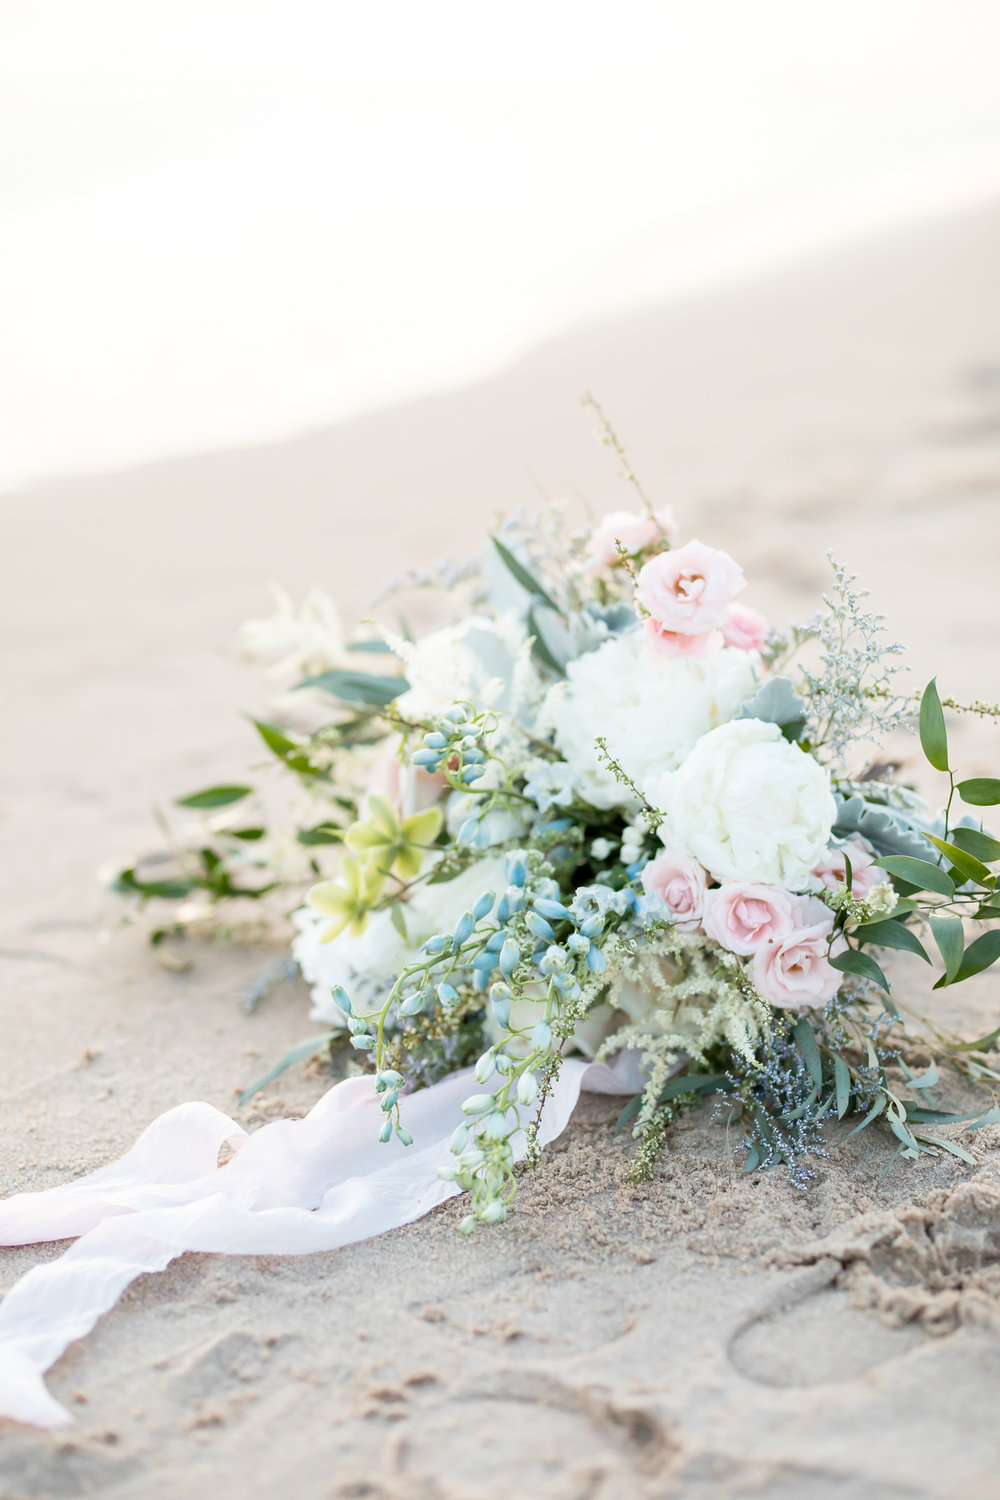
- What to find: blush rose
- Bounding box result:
[636,539,745,638]
[641,848,707,931]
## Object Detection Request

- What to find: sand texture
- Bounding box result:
[3,199,1000,1498]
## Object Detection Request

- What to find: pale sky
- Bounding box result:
[2,0,1000,490]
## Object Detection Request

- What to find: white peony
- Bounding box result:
[544,629,758,811]
[650,718,836,891]
[293,855,508,1025]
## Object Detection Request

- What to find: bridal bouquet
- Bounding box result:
[117,434,1000,1231]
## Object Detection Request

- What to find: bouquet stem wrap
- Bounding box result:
[0,1058,637,1428]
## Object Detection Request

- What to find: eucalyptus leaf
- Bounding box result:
[929,914,964,982]
[924,834,995,887]
[176,784,253,810]
[834,1056,851,1119]
[948,929,1000,985]
[950,826,1000,863]
[910,1130,976,1165]
[862,919,930,964]
[918,678,949,772]
[490,536,563,617]
[830,948,890,993]
[295,670,409,707]
[876,855,955,897]
[238,1034,332,1106]
[958,778,1000,807]
[792,1019,823,1089]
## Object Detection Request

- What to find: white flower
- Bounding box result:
[590,837,615,861]
[240,585,346,680]
[650,718,836,891]
[393,614,539,722]
[523,758,577,811]
[293,855,508,1025]
[544,629,758,811]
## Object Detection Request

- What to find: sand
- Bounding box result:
[2,196,1000,1498]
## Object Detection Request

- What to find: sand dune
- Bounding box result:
[2,198,1000,1497]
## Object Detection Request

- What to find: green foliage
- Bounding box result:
[491,535,563,617]
[918,677,949,772]
[958,778,1000,807]
[175,785,253,809]
[295,669,409,706]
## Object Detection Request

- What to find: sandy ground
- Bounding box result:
[3,198,1000,1498]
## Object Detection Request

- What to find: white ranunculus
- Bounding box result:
[650,718,836,891]
[544,629,758,812]
[293,855,508,1025]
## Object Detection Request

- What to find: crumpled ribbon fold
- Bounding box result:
[0,1056,639,1427]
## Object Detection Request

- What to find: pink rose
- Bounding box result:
[584,507,677,573]
[812,837,880,899]
[636,539,745,637]
[644,617,722,661]
[702,881,801,956]
[752,898,840,1009]
[641,849,707,931]
[721,602,769,652]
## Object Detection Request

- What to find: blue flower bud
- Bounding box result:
[461,764,485,785]
[499,938,520,979]
[580,915,605,939]
[351,1033,375,1051]
[472,950,496,973]
[422,934,450,954]
[378,1118,393,1143]
[458,1214,477,1235]
[552,971,579,994]
[457,817,484,847]
[395,1126,414,1147]
[567,933,590,955]
[495,1051,514,1074]
[506,856,527,888]
[461,1093,496,1115]
[462,747,486,764]
[453,911,475,946]
[424,731,449,749]
[331,985,352,1015]
[585,945,607,974]
[485,929,506,953]
[531,1019,552,1052]
[347,1016,368,1035]
[399,991,426,1016]
[491,992,511,1029]
[516,1070,538,1104]
[436,981,460,1007]
[525,911,555,943]
[496,893,510,925]
[445,705,470,723]
[450,1123,470,1154]
[474,1052,496,1084]
[474,890,496,920]
[539,944,568,974]
[480,1200,507,1224]
[533,898,571,922]
[412,748,443,768]
[380,1088,399,1112]
[472,968,490,993]
[485,1110,510,1141]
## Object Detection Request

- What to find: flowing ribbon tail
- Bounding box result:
[0,1056,637,1427]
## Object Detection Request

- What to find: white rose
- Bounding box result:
[544,629,758,812]
[649,718,836,891]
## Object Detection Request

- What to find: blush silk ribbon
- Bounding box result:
[0,1056,639,1427]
